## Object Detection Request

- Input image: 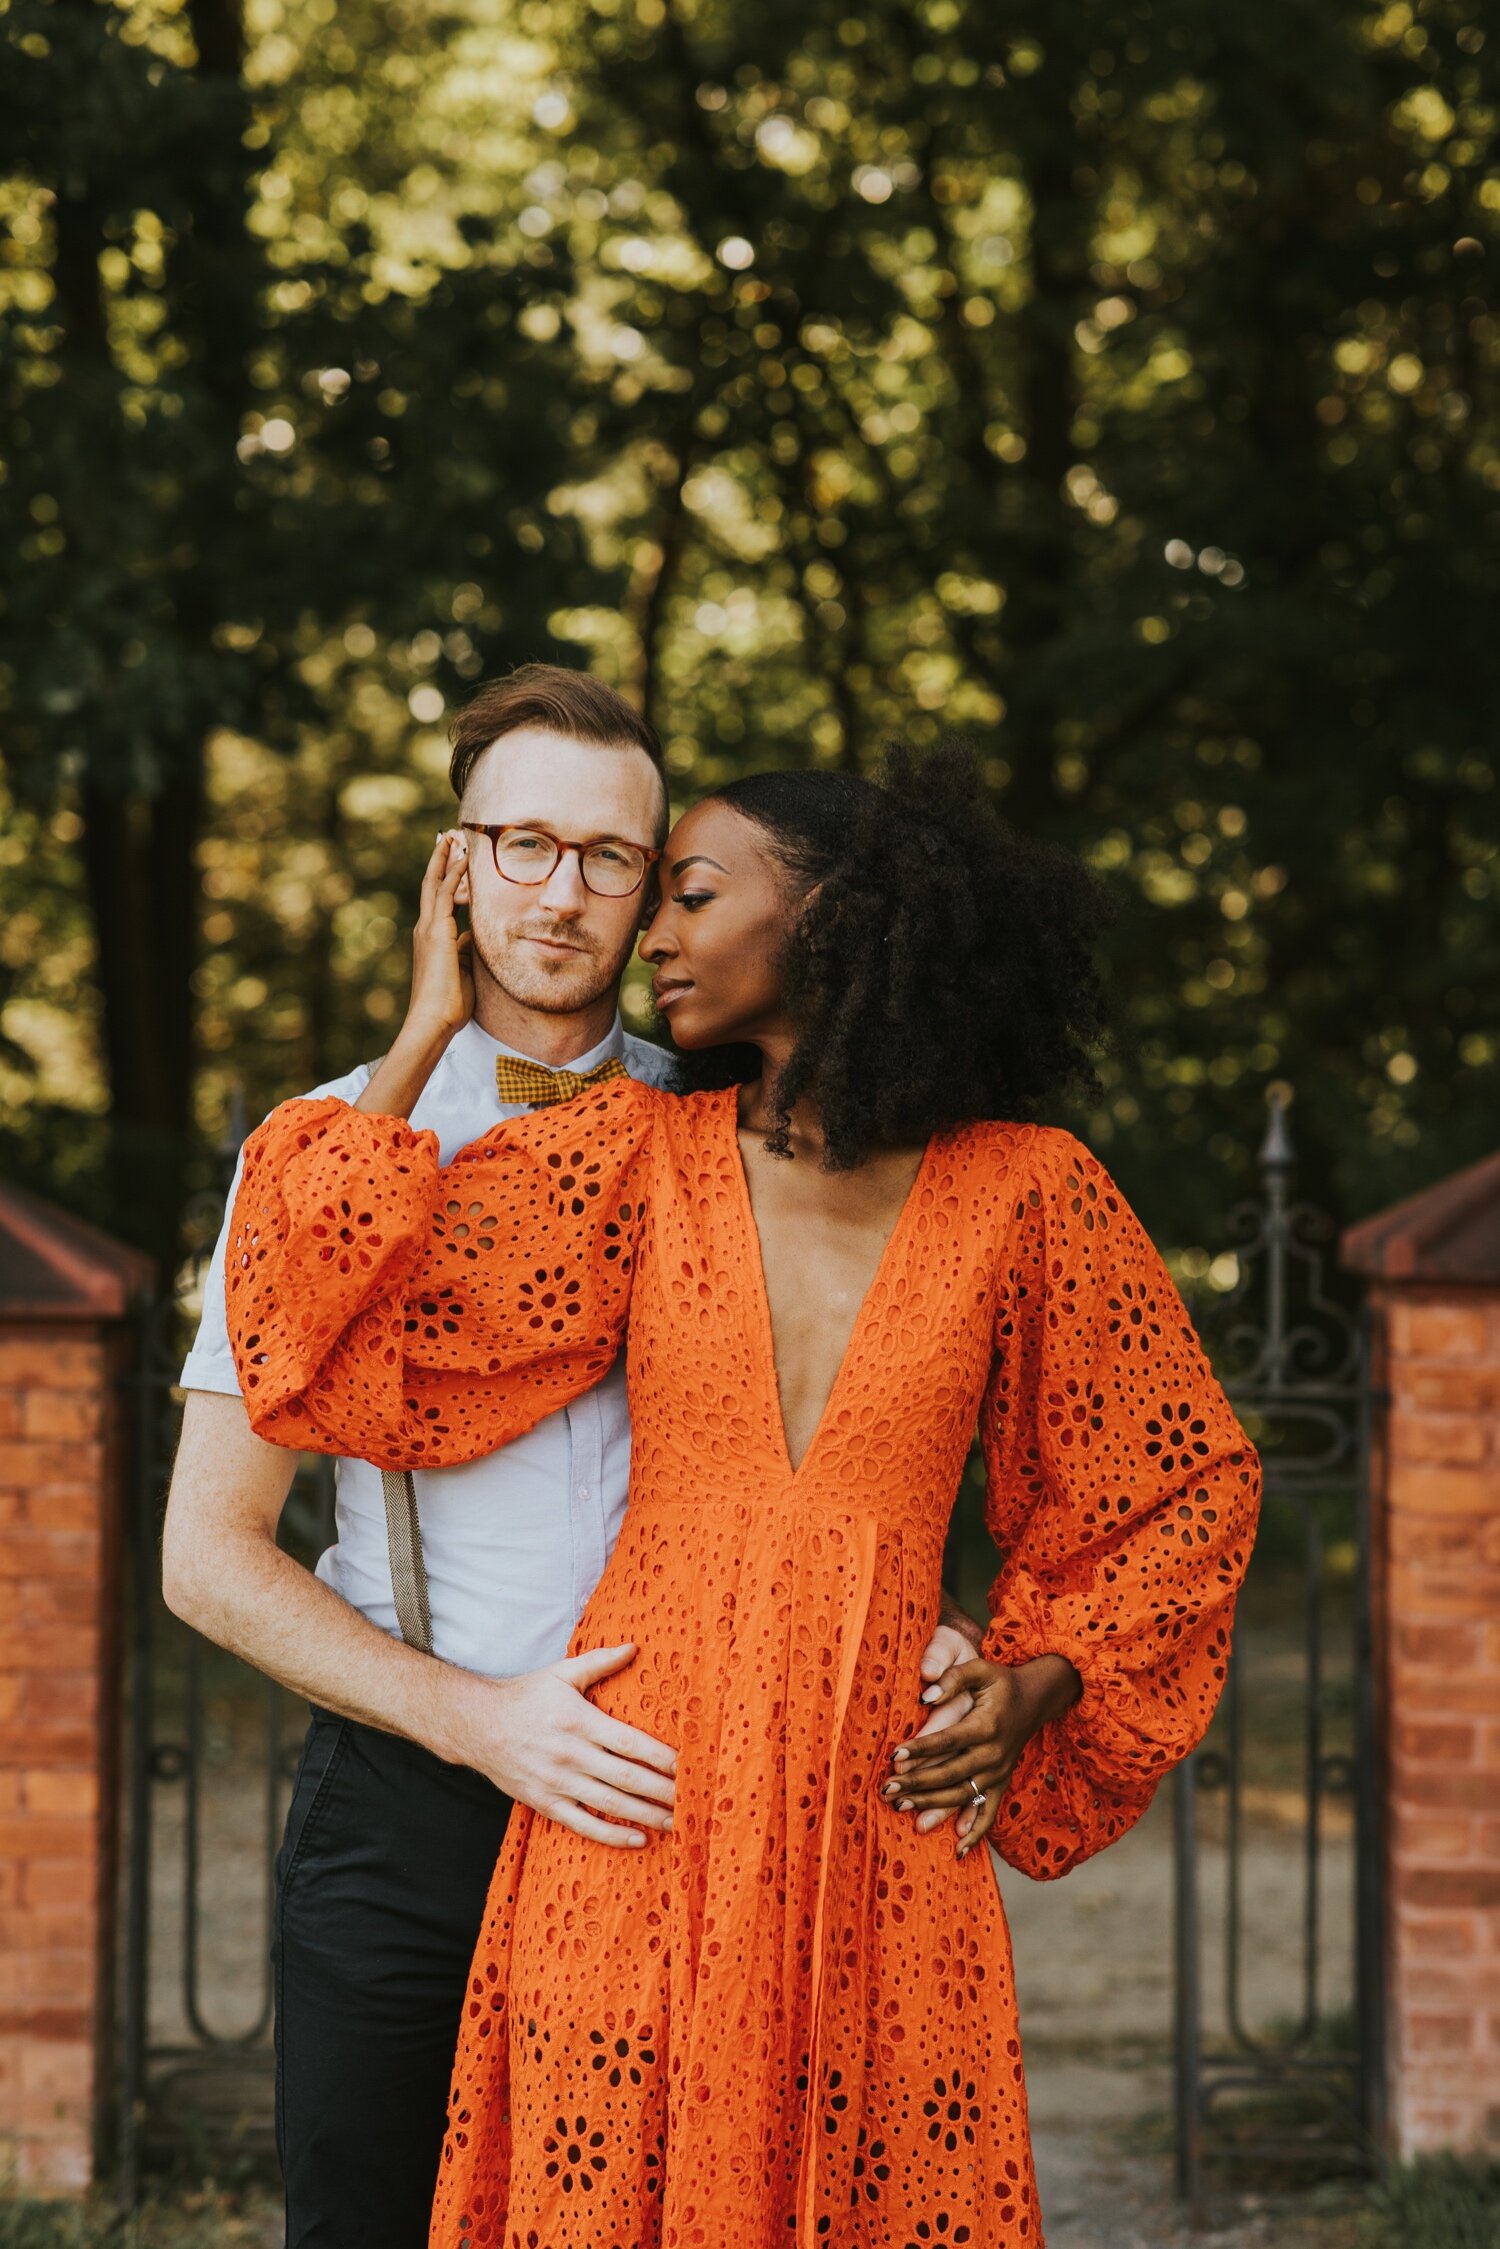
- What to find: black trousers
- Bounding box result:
[274,1708,513,2249]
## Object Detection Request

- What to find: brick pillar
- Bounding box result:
[1345,1152,1500,2161]
[0,1186,151,2193]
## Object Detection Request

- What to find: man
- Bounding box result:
[163,663,981,2249]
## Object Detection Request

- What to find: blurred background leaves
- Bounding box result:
[1,0,1496,1268]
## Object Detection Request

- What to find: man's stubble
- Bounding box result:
[469,898,634,1020]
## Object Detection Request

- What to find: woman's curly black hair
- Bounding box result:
[673,741,1112,1169]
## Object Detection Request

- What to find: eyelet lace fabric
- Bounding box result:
[227,1080,1259,2249]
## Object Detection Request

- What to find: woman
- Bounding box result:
[227,746,1259,2248]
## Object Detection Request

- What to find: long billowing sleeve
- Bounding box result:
[981,1125,1260,1880]
[224,1077,658,1470]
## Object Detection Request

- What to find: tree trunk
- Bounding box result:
[79,773,206,1263]
[634,449,693,736]
[1000,120,1086,839]
[47,0,248,1262]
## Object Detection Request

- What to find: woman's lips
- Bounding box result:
[652,979,693,1011]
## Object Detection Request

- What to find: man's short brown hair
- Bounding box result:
[448,664,665,806]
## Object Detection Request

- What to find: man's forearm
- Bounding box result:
[357,1023,451,1121]
[167,1522,487,1764]
[163,1392,674,1843]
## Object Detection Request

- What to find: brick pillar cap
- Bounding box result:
[1342,1146,1500,1285]
[0,1180,156,1321]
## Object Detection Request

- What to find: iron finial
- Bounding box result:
[1259,1080,1295,1174]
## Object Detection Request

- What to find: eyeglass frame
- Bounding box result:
[459,821,663,899]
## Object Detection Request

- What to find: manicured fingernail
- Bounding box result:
[892,1747,910,1764]
[921,1685,943,1704]
[882,1781,901,1799]
[897,1798,914,1813]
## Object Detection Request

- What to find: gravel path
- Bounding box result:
[1001,1791,1360,2247]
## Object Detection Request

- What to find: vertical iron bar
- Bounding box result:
[1215,1089,1294,2063]
[1303,1502,1324,2042]
[1353,1304,1387,2154]
[1224,1637,1245,2045]
[183,1626,203,2034]
[261,1675,281,2030]
[1173,1754,1203,2207]
[117,1300,159,2208]
[1260,1090,1292,1393]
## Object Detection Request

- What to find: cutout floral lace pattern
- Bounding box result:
[227,1081,1260,2247]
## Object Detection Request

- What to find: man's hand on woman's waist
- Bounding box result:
[434,1644,677,1847]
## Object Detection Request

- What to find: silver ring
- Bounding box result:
[968,1779,985,1809]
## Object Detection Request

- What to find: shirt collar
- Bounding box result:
[451,1013,628,1081]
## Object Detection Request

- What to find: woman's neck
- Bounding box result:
[737,1032,828,1159]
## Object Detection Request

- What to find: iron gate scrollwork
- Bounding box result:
[118,1145,335,2202]
[1173,1087,1384,2197]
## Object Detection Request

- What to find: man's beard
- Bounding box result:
[472,911,628,1016]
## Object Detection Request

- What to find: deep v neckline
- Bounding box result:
[721,1092,938,1485]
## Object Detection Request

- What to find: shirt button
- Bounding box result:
[577,1485,589,1499]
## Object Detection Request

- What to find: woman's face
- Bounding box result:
[638,800,800,1050]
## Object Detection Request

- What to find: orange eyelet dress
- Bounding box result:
[226,1080,1259,2249]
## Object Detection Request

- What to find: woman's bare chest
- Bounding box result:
[738,1137,928,1473]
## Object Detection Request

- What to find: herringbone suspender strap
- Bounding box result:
[381,1469,434,1655]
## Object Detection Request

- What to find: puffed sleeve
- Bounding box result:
[980,1125,1260,1879]
[224,1077,659,1469]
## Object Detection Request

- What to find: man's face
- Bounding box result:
[456,727,666,1018]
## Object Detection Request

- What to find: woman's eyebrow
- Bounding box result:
[671,853,729,876]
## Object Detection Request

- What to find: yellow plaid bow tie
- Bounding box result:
[494,1054,628,1108]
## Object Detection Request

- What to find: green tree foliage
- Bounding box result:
[1,0,1496,1266]
[0,0,596,1251]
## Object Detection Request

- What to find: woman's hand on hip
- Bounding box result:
[881,1652,1081,1859]
[897,1619,985,1834]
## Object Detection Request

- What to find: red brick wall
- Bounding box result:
[1376,1287,1500,2157]
[0,1326,127,2192]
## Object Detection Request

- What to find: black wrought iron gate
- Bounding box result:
[117,1162,334,2201]
[1173,1088,1384,2197]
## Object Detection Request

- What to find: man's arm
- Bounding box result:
[161,1391,676,1847]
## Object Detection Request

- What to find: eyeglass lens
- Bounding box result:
[491,829,645,897]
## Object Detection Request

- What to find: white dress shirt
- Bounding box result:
[180,1015,678,1680]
